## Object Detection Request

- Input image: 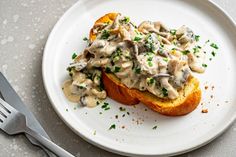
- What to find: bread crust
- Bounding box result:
[89,13,202,116]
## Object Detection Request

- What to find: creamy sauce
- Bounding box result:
[63,13,207,107]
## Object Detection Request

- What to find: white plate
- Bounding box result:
[42,0,236,156]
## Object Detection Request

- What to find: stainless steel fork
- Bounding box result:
[0,98,74,157]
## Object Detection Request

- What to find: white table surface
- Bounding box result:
[0,0,236,156]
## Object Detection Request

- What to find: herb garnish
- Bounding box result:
[202,64,207,68]
[193,46,201,53]
[162,88,168,97]
[147,57,153,62]
[163,57,168,62]
[194,35,200,42]
[114,66,121,73]
[100,30,110,39]
[211,51,216,57]
[109,124,116,130]
[170,29,177,35]
[120,16,130,23]
[105,67,111,73]
[148,61,153,67]
[181,50,190,55]
[152,125,157,130]
[147,78,155,85]
[134,36,142,42]
[83,37,88,41]
[101,102,110,110]
[210,43,219,49]
[72,53,77,59]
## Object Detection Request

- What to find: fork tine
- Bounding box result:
[0,101,9,118]
[0,97,15,114]
[0,109,7,118]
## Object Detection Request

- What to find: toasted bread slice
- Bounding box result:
[89,13,202,116]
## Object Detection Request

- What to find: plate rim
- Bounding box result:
[42,0,236,156]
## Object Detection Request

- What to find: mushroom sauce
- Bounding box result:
[62,13,207,107]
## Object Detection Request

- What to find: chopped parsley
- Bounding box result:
[100,30,110,39]
[147,57,153,61]
[134,36,142,42]
[109,124,116,130]
[163,57,168,62]
[114,66,121,73]
[152,125,157,130]
[170,29,177,35]
[147,77,155,85]
[72,53,77,59]
[210,43,219,49]
[193,46,201,53]
[181,50,190,55]
[211,51,216,57]
[120,16,130,23]
[162,88,168,97]
[144,34,156,52]
[104,107,110,110]
[202,64,207,68]
[105,67,111,73]
[83,37,88,41]
[101,102,110,110]
[148,61,153,67]
[194,35,200,42]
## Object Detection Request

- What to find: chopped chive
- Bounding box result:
[163,57,168,62]
[101,102,109,109]
[210,43,219,49]
[120,16,130,23]
[134,36,142,42]
[109,124,116,130]
[147,57,153,61]
[181,50,190,55]
[104,107,110,110]
[100,30,110,39]
[211,51,216,57]
[170,29,176,35]
[105,67,111,73]
[195,35,200,42]
[152,125,157,130]
[83,37,88,41]
[148,61,153,67]
[162,88,168,97]
[114,66,121,73]
[72,53,77,59]
[147,78,155,85]
[202,64,207,68]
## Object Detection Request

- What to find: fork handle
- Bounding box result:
[25,127,74,157]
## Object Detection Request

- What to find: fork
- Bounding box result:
[0,98,74,157]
